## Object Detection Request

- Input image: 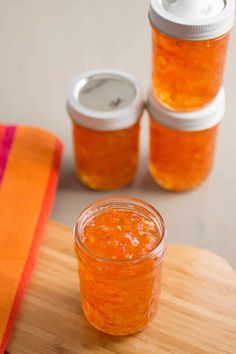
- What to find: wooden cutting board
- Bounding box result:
[7,221,236,354]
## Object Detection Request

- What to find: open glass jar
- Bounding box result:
[147,87,225,191]
[74,197,167,335]
[149,0,235,110]
[67,70,144,190]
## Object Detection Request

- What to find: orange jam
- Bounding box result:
[73,121,139,190]
[67,70,143,190]
[149,119,219,191]
[74,197,166,335]
[152,28,229,110]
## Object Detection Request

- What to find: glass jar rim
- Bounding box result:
[73,196,167,265]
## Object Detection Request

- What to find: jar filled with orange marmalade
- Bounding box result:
[74,197,166,335]
[149,0,235,110]
[67,70,144,190]
[147,88,225,191]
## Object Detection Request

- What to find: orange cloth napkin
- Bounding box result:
[0,125,62,353]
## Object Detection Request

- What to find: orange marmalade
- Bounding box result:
[74,197,166,335]
[149,0,234,111]
[147,88,225,192]
[152,29,229,111]
[67,70,144,191]
[150,120,218,191]
[73,121,139,190]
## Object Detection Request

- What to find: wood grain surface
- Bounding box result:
[7,221,236,354]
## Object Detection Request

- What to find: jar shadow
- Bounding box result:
[57,166,171,196]
[135,170,169,195]
[57,154,171,196]
[57,164,91,193]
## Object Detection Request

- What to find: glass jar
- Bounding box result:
[147,87,225,191]
[74,197,167,335]
[149,0,235,111]
[67,70,144,190]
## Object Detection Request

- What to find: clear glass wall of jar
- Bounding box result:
[72,121,140,191]
[67,70,144,190]
[74,197,167,335]
[147,88,225,192]
[149,0,235,111]
[152,29,229,111]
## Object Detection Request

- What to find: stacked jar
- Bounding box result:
[148,0,235,191]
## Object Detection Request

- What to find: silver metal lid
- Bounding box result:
[67,69,144,131]
[150,0,235,40]
[162,0,225,20]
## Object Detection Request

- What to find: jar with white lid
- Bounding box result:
[74,196,167,335]
[147,87,225,191]
[67,69,144,191]
[149,0,235,111]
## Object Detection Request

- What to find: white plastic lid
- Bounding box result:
[149,0,235,40]
[147,87,225,131]
[67,69,144,131]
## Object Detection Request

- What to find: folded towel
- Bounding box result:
[0,125,62,353]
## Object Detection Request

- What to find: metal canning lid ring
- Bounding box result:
[149,0,235,40]
[67,69,144,131]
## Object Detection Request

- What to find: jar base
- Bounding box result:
[75,169,135,191]
[149,167,209,192]
[82,308,149,336]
